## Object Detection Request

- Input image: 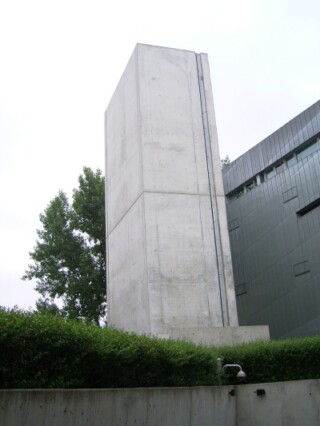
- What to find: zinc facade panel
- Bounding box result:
[223,101,320,338]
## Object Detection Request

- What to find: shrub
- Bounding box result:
[0,309,218,388]
[218,336,320,384]
[1,308,320,388]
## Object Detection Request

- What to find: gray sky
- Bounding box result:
[1,0,319,310]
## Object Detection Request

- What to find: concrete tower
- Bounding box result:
[105,44,268,345]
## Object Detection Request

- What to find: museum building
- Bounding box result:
[222,100,320,339]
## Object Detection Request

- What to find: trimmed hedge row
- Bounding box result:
[219,336,320,385]
[1,309,320,388]
[0,309,218,388]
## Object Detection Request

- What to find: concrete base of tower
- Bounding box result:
[157,325,270,346]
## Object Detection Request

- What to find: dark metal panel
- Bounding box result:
[222,101,320,195]
[223,101,320,338]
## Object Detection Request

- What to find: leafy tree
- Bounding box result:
[221,155,231,168]
[23,167,106,325]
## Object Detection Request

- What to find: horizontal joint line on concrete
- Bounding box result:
[143,190,210,197]
[107,190,210,237]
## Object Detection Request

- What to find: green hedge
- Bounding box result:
[0,309,218,388]
[1,309,320,388]
[219,337,320,385]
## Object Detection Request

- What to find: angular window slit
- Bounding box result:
[293,261,310,277]
[235,283,247,296]
[296,198,320,216]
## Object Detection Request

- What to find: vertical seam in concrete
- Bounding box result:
[199,55,238,325]
[136,46,152,332]
[197,194,210,322]
[195,53,229,326]
[136,45,145,196]
[188,57,200,194]
[104,112,111,323]
[189,389,193,426]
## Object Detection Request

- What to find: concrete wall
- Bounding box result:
[105,44,238,341]
[0,386,236,426]
[167,325,269,346]
[2,379,320,426]
[237,379,320,426]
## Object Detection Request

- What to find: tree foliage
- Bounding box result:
[23,167,106,324]
[221,155,231,168]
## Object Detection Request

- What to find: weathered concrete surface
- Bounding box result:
[1,380,320,426]
[0,386,236,426]
[105,44,269,345]
[165,325,270,346]
[237,379,320,426]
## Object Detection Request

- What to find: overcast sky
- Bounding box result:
[1,0,319,310]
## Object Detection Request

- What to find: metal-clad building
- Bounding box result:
[222,100,320,338]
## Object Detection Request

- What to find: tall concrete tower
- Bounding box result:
[105,44,268,345]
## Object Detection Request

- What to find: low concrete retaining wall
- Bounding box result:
[0,386,235,426]
[237,379,320,426]
[1,379,319,425]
